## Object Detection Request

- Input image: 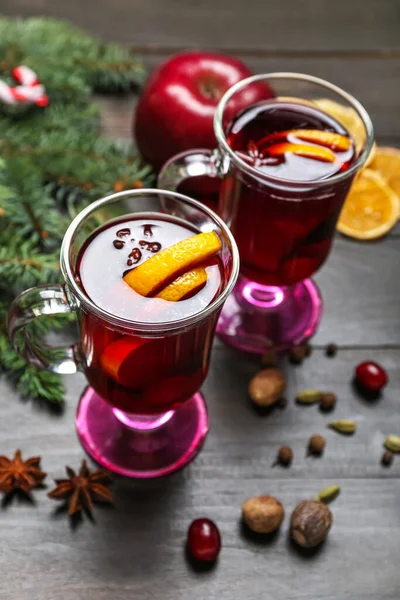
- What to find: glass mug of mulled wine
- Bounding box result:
[158,73,374,353]
[7,189,239,478]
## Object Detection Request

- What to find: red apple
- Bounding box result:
[134,51,273,170]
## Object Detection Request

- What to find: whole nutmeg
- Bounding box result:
[249,368,286,407]
[291,500,332,548]
[242,495,285,534]
[308,434,326,456]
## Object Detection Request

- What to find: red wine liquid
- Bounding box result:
[219,100,357,286]
[77,215,224,415]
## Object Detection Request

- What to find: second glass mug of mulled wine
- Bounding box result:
[158,73,374,353]
[7,189,239,478]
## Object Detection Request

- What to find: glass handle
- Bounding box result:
[7,284,79,374]
[157,148,223,191]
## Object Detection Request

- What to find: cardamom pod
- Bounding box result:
[296,389,322,404]
[316,485,341,504]
[384,435,400,453]
[328,420,357,434]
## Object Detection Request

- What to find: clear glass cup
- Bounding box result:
[158,73,374,353]
[7,189,239,478]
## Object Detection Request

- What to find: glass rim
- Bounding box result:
[214,72,375,189]
[60,188,240,333]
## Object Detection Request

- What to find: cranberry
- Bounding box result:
[187,518,221,562]
[355,361,388,392]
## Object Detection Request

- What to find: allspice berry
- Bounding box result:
[381,450,393,467]
[289,344,311,364]
[242,495,285,534]
[291,500,332,548]
[320,392,337,412]
[276,446,293,466]
[308,434,326,456]
[249,368,286,408]
[325,343,338,358]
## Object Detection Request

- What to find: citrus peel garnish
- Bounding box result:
[156,267,208,302]
[267,142,335,163]
[123,231,221,297]
[313,98,375,166]
[337,169,400,240]
[260,129,351,152]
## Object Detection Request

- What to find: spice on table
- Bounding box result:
[315,485,341,503]
[260,351,278,368]
[290,500,332,548]
[249,368,286,408]
[325,343,338,357]
[308,434,326,456]
[381,450,393,467]
[320,392,337,412]
[48,459,112,516]
[296,389,322,405]
[0,450,46,494]
[289,343,311,364]
[384,435,400,453]
[242,495,285,534]
[328,420,357,434]
[274,446,293,467]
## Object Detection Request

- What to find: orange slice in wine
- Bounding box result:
[267,142,335,163]
[100,337,160,388]
[156,267,208,302]
[124,232,221,297]
[260,129,351,152]
[313,98,376,166]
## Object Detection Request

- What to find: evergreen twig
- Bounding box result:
[0,17,153,404]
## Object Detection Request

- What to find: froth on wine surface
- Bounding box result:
[219,100,357,286]
[76,215,224,415]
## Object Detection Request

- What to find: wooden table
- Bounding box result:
[1,1,399,599]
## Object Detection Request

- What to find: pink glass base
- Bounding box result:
[217,275,322,354]
[76,387,209,478]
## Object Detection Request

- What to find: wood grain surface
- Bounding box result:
[0,1,399,599]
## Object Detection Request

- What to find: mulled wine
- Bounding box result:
[219,100,357,286]
[78,215,224,415]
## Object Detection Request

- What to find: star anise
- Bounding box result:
[48,460,112,515]
[0,449,46,494]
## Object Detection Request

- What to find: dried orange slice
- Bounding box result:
[369,147,400,202]
[156,267,207,302]
[337,169,400,240]
[314,98,376,166]
[260,129,351,152]
[124,232,221,297]
[267,142,335,163]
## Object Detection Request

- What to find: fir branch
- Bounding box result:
[0,16,152,405]
[0,333,64,404]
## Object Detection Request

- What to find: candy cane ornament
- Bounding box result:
[0,65,48,107]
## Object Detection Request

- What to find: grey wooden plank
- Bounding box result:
[314,236,400,345]
[3,0,400,52]
[0,346,400,599]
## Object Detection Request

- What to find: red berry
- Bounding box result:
[355,361,388,392]
[187,518,221,562]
